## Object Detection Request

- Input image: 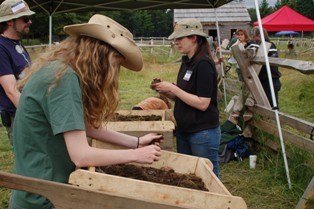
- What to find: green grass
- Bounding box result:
[118,46,180,109]
[222,131,314,209]
[221,161,300,209]
[279,68,314,122]
[0,44,313,209]
[0,126,13,208]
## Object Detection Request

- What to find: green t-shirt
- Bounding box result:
[12,61,86,209]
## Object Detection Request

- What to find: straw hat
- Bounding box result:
[168,18,208,40]
[64,14,143,71]
[0,0,35,23]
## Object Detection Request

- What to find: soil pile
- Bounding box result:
[96,164,208,191]
[112,113,162,121]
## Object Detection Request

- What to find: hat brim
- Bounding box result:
[64,23,143,72]
[0,10,35,23]
[168,30,208,40]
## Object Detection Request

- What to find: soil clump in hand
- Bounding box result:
[150,78,161,90]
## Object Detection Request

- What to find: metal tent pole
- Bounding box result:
[46,0,64,48]
[214,8,228,117]
[49,15,52,48]
[254,0,292,189]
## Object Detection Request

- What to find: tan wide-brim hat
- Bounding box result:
[0,0,35,23]
[168,18,208,40]
[64,14,143,71]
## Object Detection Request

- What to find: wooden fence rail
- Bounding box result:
[250,105,314,153]
[224,44,314,155]
[224,78,314,154]
[271,37,314,48]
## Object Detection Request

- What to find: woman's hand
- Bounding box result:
[153,81,175,93]
[152,81,178,100]
[134,145,161,164]
[138,133,164,148]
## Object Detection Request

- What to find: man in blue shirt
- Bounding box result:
[0,0,35,145]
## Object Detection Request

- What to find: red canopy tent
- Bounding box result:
[253,5,314,32]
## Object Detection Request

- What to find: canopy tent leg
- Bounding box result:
[214,9,228,118]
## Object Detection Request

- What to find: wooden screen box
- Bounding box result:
[69,140,247,209]
[106,110,175,151]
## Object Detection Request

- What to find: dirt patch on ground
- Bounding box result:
[96,164,208,191]
[112,113,162,121]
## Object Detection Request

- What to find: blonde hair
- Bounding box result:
[18,36,121,129]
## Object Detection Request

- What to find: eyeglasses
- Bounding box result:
[21,16,31,23]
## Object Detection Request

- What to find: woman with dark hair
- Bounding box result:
[152,18,220,177]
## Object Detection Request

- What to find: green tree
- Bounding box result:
[248,8,257,25]
[274,0,289,9]
[95,10,172,37]
[295,0,314,19]
[29,12,49,41]
[247,0,275,26]
[30,12,92,42]
[149,10,173,37]
[259,0,273,17]
[130,10,154,36]
[275,0,314,19]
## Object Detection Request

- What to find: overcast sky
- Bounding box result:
[245,0,277,8]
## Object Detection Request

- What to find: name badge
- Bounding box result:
[183,70,192,81]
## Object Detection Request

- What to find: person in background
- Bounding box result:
[231,28,250,48]
[152,18,221,177]
[249,27,281,107]
[0,0,34,145]
[230,28,250,81]
[10,14,163,209]
[226,31,238,50]
[286,41,297,57]
[207,36,216,56]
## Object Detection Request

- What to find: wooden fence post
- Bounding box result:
[295,176,314,209]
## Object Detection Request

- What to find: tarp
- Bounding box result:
[253,5,314,31]
[274,31,299,36]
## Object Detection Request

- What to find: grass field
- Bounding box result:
[0,44,313,209]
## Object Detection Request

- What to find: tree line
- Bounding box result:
[29,10,173,42]
[28,0,313,42]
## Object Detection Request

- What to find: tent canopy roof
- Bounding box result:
[253,5,314,32]
[25,0,233,14]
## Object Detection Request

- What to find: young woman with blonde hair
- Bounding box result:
[11,14,163,209]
